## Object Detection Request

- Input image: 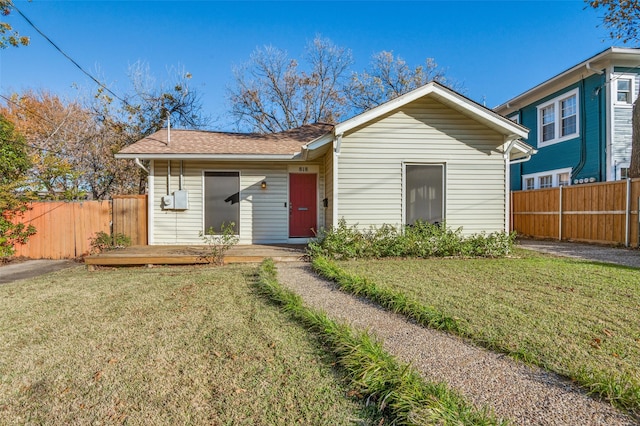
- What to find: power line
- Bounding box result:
[11,3,129,106]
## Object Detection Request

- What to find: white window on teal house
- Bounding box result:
[614,75,636,105]
[539,175,553,188]
[522,167,572,190]
[537,88,580,147]
[541,105,555,142]
[524,177,535,190]
[561,96,577,137]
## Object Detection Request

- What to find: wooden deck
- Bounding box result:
[84,244,307,266]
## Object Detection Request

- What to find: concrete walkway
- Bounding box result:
[0,260,77,284]
[517,239,640,268]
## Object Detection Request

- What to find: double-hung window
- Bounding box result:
[614,74,636,105]
[537,88,579,147]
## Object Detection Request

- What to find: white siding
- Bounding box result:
[337,97,506,235]
[152,161,324,244]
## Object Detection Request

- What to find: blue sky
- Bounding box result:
[0,0,620,131]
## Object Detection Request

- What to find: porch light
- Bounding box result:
[261,181,267,189]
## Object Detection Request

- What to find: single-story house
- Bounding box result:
[116,82,534,245]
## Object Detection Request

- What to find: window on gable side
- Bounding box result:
[541,105,555,142]
[537,88,579,146]
[561,95,576,137]
[617,79,632,104]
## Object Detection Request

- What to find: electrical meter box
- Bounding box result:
[172,190,189,210]
[161,195,174,210]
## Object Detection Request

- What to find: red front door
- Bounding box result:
[289,173,317,237]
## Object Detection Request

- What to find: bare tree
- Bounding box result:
[228,37,460,132]
[346,51,453,113]
[588,0,640,177]
[228,36,353,133]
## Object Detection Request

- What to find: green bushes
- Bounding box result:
[89,231,131,253]
[309,219,515,260]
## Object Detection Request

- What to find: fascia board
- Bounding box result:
[304,132,334,151]
[430,89,529,139]
[115,153,298,161]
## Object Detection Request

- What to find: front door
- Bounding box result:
[289,173,317,237]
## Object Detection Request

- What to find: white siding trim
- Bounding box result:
[148,160,155,245]
[332,138,339,228]
[606,66,614,181]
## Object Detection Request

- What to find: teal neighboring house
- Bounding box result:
[495,47,640,191]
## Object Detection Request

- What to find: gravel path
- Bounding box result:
[276,262,638,426]
[518,239,640,269]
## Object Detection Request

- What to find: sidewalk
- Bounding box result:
[276,262,637,425]
[517,239,640,268]
[0,260,77,284]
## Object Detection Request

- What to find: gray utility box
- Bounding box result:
[161,190,189,210]
[172,190,189,210]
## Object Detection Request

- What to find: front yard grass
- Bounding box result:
[316,249,640,415]
[0,265,372,425]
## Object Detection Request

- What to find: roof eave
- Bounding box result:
[115,153,302,161]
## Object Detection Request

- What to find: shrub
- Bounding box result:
[89,231,131,254]
[199,222,239,265]
[309,219,515,260]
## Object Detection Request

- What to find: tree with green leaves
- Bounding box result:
[0,115,36,259]
[0,0,29,49]
[588,0,640,177]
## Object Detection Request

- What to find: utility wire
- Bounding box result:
[11,3,129,106]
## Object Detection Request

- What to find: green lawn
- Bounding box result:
[327,249,640,414]
[0,265,372,425]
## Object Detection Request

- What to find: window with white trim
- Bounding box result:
[522,167,572,190]
[405,164,444,225]
[508,113,520,124]
[524,177,534,191]
[536,88,579,147]
[539,175,552,189]
[614,74,636,105]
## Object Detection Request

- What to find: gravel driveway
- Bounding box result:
[517,239,640,268]
[276,262,638,425]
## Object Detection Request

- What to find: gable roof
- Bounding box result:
[335,81,528,139]
[115,123,333,160]
[495,47,640,116]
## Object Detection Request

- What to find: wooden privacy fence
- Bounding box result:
[12,195,147,260]
[511,178,640,246]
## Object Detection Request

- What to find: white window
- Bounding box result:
[613,74,636,106]
[539,175,553,189]
[508,114,520,124]
[524,177,535,190]
[522,167,572,190]
[536,88,580,147]
[558,172,570,186]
